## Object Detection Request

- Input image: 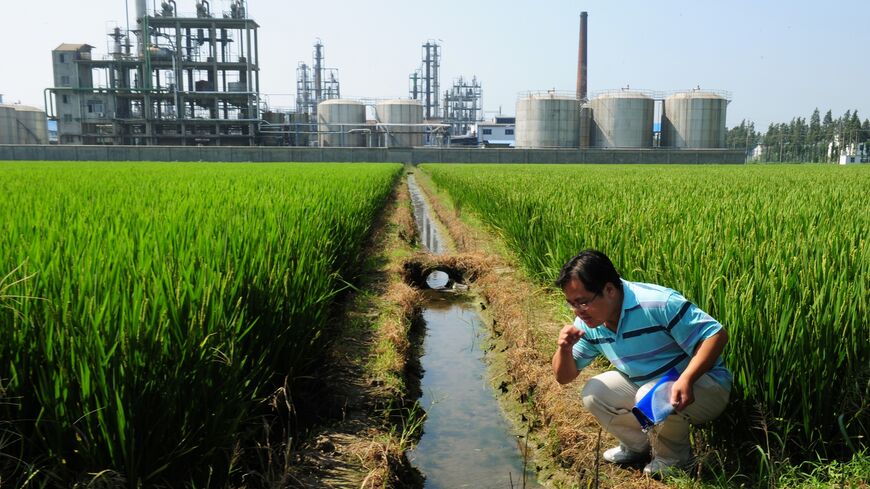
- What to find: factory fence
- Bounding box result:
[0,145,745,165]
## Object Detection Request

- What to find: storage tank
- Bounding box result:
[578,105,592,148]
[13,106,49,144]
[0,105,16,144]
[589,90,654,148]
[318,99,366,147]
[662,90,728,148]
[375,99,423,147]
[261,111,286,124]
[288,112,313,147]
[515,92,580,148]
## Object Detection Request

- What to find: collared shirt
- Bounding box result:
[572,279,732,389]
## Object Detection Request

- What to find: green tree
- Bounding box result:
[847,111,862,149]
[788,117,806,161]
[808,109,822,162]
[823,110,835,162]
[726,119,759,153]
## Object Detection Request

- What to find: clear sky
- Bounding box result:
[3,0,868,129]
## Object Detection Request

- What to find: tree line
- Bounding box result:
[726,108,870,162]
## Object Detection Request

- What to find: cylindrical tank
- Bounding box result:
[578,105,592,148]
[375,99,423,147]
[515,92,580,148]
[261,111,286,124]
[662,90,728,148]
[287,112,313,147]
[318,99,366,147]
[0,105,17,144]
[13,106,49,144]
[589,91,654,148]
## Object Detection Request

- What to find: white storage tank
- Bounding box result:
[12,106,49,144]
[578,105,592,148]
[0,105,16,144]
[515,92,580,148]
[317,99,366,147]
[375,99,423,147]
[589,90,654,148]
[662,90,728,148]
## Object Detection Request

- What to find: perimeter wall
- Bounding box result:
[0,145,745,164]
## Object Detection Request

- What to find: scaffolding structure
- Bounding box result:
[295,40,340,118]
[49,0,260,145]
[408,40,440,120]
[443,76,481,136]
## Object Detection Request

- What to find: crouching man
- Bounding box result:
[551,249,731,477]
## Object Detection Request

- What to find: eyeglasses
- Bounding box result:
[566,291,600,311]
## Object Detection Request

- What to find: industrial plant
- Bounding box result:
[2,2,740,157]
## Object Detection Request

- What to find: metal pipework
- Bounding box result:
[314,40,323,108]
[196,0,210,18]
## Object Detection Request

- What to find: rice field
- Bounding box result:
[420,163,869,458]
[0,161,401,485]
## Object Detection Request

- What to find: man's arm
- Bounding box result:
[670,328,728,411]
[552,324,583,384]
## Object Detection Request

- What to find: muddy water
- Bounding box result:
[406,174,539,488]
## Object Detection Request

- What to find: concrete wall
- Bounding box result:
[0,144,746,165]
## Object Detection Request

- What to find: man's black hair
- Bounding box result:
[555,249,623,293]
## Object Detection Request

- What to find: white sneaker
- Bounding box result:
[643,457,689,478]
[602,443,648,465]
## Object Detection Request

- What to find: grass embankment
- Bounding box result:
[283,173,427,488]
[412,164,870,489]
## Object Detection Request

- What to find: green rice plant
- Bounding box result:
[420,163,869,462]
[0,161,401,486]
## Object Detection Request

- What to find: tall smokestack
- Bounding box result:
[577,11,588,101]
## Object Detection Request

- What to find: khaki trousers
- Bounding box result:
[581,370,730,463]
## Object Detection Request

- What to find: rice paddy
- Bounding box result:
[420,163,869,458]
[1,160,867,486]
[0,161,401,485]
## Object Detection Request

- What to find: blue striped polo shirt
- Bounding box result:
[572,279,732,389]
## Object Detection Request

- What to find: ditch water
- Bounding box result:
[406,174,539,489]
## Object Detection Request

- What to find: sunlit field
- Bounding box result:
[0,161,401,485]
[421,163,869,461]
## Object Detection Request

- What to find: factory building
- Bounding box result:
[42,4,735,155]
[46,2,481,148]
[50,0,260,146]
[475,116,515,147]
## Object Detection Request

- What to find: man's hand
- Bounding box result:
[671,329,728,412]
[553,324,584,384]
[557,323,584,350]
[670,376,695,412]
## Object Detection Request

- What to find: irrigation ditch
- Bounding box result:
[289,169,668,488]
[402,174,541,488]
[399,170,673,489]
